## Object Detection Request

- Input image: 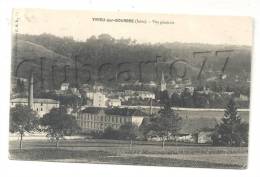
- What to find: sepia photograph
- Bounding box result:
[9,9,252,169]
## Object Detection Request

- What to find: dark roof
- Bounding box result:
[105,108,147,117]
[81,107,103,114]
[81,107,147,117]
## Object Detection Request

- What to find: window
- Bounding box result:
[40,108,43,111]
[41,102,43,106]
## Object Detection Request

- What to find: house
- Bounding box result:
[107,98,121,107]
[60,83,69,91]
[10,98,59,117]
[93,83,104,91]
[122,90,155,100]
[185,86,195,95]
[144,81,157,88]
[86,91,95,100]
[76,107,147,132]
[70,87,80,96]
[238,94,249,101]
[136,91,155,100]
[222,91,235,96]
[85,92,108,107]
[198,131,214,144]
[93,92,107,107]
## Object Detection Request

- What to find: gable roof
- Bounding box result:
[81,107,103,114]
[105,108,147,117]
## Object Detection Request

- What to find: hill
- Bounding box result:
[12,39,73,89]
[12,34,251,89]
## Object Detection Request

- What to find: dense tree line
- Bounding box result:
[157,89,249,108]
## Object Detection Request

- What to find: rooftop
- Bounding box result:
[81,107,147,117]
[11,98,59,104]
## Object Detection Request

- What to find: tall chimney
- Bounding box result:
[28,72,33,109]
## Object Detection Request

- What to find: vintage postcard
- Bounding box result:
[9,9,252,169]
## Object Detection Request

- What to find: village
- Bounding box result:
[10,68,249,145]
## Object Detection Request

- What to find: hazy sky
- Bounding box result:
[13,9,252,46]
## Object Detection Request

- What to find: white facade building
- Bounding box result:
[10,98,59,117]
[107,99,121,107]
[136,91,155,100]
[93,92,107,107]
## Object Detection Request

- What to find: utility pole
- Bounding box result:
[149,98,153,115]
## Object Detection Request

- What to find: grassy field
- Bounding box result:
[9,139,248,169]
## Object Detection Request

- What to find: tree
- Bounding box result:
[139,117,152,140]
[212,99,249,146]
[40,108,80,148]
[193,92,209,108]
[118,122,139,149]
[181,89,194,107]
[149,102,182,149]
[9,105,38,150]
[14,79,25,93]
[170,92,182,107]
[159,90,170,106]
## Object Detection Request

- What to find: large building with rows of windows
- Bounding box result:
[75,107,147,132]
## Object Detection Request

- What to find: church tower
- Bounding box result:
[160,72,166,91]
